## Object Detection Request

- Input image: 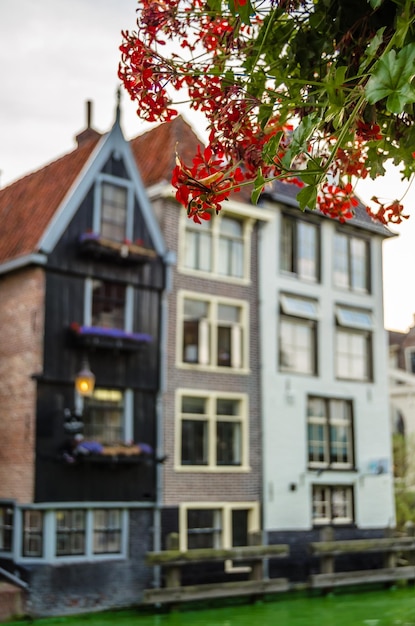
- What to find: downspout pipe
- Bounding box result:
[153,251,176,589]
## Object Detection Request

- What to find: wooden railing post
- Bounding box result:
[319,527,334,574]
[165,533,181,588]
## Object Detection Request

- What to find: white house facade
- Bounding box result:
[259,183,395,563]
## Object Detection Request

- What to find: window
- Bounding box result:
[56,510,86,556]
[0,505,13,552]
[281,214,319,281]
[93,509,122,554]
[100,182,128,242]
[312,486,354,525]
[179,503,259,551]
[178,392,247,469]
[183,215,248,280]
[92,280,126,329]
[307,397,354,469]
[181,293,247,370]
[333,232,370,292]
[279,294,318,375]
[22,510,43,557]
[83,388,124,444]
[335,307,372,381]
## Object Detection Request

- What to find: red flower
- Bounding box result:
[356,121,382,141]
[366,197,409,225]
[317,182,358,223]
[172,145,244,222]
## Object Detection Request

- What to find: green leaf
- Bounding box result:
[368,0,384,8]
[365,44,415,113]
[227,0,255,25]
[296,184,318,212]
[262,131,283,164]
[281,113,318,168]
[251,168,266,205]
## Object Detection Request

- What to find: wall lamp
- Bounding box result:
[75,359,96,397]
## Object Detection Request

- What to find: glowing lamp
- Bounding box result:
[75,361,95,397]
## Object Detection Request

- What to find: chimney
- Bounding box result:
[75,100,101,147]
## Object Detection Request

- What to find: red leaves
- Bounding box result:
[172,146,244,222]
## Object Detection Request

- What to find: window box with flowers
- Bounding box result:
[78,232,157,264]
[69,322,152,351]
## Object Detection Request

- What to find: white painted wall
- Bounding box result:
[259,205,396,533]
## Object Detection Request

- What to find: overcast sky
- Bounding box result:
[1,0,414,332]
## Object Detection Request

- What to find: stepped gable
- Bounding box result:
[0,135,101,265]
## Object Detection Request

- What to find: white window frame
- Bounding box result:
[335,306,372,382]
[279,294,318,375]
[333,231,370,293]
[312,485,354,526]
[179,211,253,284]
[280,213,320,282]
[177,290,249,373]
[175,389,249,472]
[307,397,354,470]
[178,502,260,552]
[93,174,134,242]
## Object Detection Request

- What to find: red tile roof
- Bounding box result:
[0,136,101,265]
[0,117,203,267]
[130,116,203,187]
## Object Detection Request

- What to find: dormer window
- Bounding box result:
[100,182,128,242]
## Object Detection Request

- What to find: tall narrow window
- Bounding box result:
[279,294,318,375]
[22,510,43,557]
[335,307,372,381]
[181,396,208,465]
[184,219,212,272]
[92,280,126,329]
[93,509,122,554]
[281,215,319,281]
[101,182,128,242]
[307,397,354,469]
[182,299,210,365]
[83,388,124,443]
[218,217,244,278]
[334,232,370,292]
[217,304,242,368]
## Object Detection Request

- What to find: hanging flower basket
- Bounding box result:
[78,232,157,264]
[69,322,152,351]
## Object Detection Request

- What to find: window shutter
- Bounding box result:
[231,325,242,368]
[199,319,210,365]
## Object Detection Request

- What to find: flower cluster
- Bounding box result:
[172,146,244,222]
[120,0,415,225]
[366,197,409,225]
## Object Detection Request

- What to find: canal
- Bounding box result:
[6,587,415,626]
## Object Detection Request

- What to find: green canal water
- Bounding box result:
[7,587,415,626]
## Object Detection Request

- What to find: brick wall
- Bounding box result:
[155,198,262,506]
[0,266,45,502]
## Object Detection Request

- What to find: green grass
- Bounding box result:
[5,586,415,626]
